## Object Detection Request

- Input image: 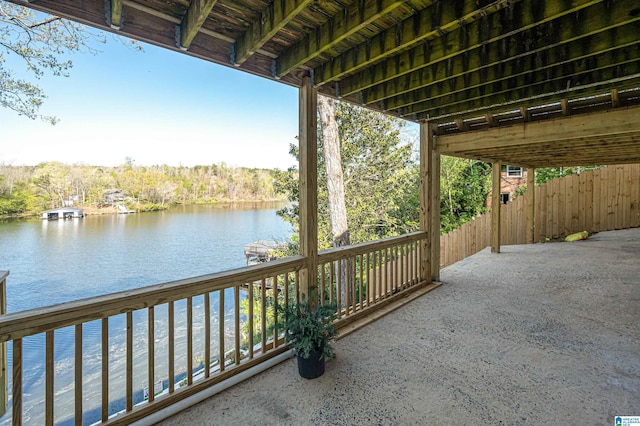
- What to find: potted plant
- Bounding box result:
[276,298,338,379]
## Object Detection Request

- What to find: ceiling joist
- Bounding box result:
[337,0,605,98]
[314,0,511,87]
[364,13,640,109]
[233,0,313,66]
[178,0,219,49]
[275,0,406,78]
[106,0,123,29]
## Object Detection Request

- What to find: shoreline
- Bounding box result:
[0,198,289,221]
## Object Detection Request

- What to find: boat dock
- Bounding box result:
[42,207,84,220]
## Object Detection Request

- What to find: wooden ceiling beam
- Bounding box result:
[364,13,640,108]
[313,0,508,86]
[106,0,123,29]
[412,61,640,119]
[275,0,406,78]
[436,106,640,154]
[337,0,604,98]
[178,0,219,50]
[233,0,313,66]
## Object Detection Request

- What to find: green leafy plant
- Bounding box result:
[275,298,338,360]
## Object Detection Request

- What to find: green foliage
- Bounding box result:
[440,157,492,233]
[275,101,416,248]
[535,166,600,185]
[274,299,338,360]
[0,162,286,218]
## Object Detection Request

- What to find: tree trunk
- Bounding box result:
[318,96,353,307]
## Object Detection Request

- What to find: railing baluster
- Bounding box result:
[295,271,300,304]
[336,261,342,318]
[320,264,326,306]
[248,283,254,359]
[205,293,211,378]
[45,331,54,426]
[75,324,83,424]
[273,276,279,348]
[168,301,175,393]
[101,318,109,422]
[126,312,132,412]
[219,290,225,372]
[12,338,21,426]
[261,278,267,352]
[329,264,335,306]
[358,254,363,310]
[148,307,155,402]
[377,250,383,301]
[234,285,240,365]
[187,297,193,385]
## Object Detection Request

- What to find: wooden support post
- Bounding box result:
[419,122,432,282]
[526,168,536,244]
[298,76,318,309]
[431,141,441,281]
[491,162,501,253]
[0,271,7,417]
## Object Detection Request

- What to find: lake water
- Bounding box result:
[0,202,292,424]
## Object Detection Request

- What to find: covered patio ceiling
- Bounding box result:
[10,0,640,167]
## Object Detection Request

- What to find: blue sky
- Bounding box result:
[1,31,301,169]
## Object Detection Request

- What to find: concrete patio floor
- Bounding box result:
[160,228,640,425]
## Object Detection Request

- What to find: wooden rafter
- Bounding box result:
[233,0,313,66]
[179,0,219,50]
[365,13,640,108]
[107,0,123,29]
[336,0,604,98]
[314,0,510,87]
[275,0,406,78]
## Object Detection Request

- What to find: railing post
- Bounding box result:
[431,140,441,282]
[0,270,8,417]
[491,162,502,253]
[298,76,319,309]
[526,168,536,244]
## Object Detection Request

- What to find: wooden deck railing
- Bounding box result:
[0,232,430,425]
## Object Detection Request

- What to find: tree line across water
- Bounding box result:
[0,161,286,218]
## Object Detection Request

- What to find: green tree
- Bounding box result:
[275,101,415,249]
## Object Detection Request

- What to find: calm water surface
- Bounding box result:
[0,202,291,424]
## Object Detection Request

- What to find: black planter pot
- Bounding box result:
[297,348,325,379]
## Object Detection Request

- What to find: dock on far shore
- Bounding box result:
[115,204,136,214]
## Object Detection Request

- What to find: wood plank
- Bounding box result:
[631,164,640,228]
[234,285,240,364]
[491,162,501,253]
[12,338,21,426]
[0,273,6,417]
[609,166,619,230]
[592,168,601,232]
[45,331,54,426]
[276,0,405,77]
[419,127,432,280]
[298,76,318,308]
[622,164,632,229]
[75,324,83,424]
[431,148,441,280]
[204,293,211,376]
[101,318,109,422]
[148,306,155,402]
[261,278,267,351]
[168,301,175,392]
[219,291,225,372]
[585,170,594,234]
[234,0,313,65]
[126,312,132,411]
[179,0,219,49]
[601,167,610,231]
[248,283,253,359]
[187,297,193,385]
[527,169,535,243]
[437,107,640,154]
[108,0,123,29]
[616,165,625,229]
[273,277,279,346]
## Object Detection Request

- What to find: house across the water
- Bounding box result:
[42,207,85,220]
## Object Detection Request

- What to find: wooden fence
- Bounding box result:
[440,163,640,268]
